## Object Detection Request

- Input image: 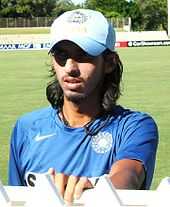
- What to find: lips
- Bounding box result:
[63,76,83,90]
[63,77,82,84]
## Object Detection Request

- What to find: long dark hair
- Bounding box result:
[46,50,123,112]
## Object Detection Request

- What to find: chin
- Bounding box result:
[65,93,87,104]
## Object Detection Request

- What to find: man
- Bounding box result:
[8,9,158,204]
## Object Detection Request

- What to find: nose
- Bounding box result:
[65,58,80,76]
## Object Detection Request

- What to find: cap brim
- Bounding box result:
[49,36,106,56]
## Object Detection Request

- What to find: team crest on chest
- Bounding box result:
[91,132,112,154]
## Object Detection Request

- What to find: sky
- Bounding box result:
[72,0,85,5]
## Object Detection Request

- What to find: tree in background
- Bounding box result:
[84,0,146,31]
[127,0,143,31]
[52,0,77,17]
[0,0,56,17]
[0,0,17,17]
[0,0,168,31]
[84,0,130,18]
[134,0,167,31]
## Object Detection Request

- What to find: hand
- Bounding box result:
[48,168,93,204]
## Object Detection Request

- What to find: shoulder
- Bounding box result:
[113,105,157,125]
[11,106,58,146]
[15,106,57,131]
[112,105,158,137]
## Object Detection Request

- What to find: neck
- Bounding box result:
[60,98,103,128]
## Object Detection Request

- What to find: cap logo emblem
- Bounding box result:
[68,11,89,24]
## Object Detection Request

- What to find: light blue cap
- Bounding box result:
[49,9,116,56]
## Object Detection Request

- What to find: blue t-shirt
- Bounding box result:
[8,105,158,189]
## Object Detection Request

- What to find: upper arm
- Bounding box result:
[114,113,158,189]
[8,120,24,186]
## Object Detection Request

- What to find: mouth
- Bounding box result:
[64,77,82,83]
[63,77,83,90]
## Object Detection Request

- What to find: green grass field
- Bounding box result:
[0,46,170,189]
[0,27,50,35]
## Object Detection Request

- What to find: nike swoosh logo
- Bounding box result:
[34,133,56,141]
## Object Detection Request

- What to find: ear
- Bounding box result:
[103,52,115,74]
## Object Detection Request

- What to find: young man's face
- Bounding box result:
[52,40,107,104]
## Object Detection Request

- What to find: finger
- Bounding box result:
[74,177,93,200]
[55,173,68,197]
[64,175,78,204]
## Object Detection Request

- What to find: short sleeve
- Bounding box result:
[115,113,158,189]
[8,120,25,185]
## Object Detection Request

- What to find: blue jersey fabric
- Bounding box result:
[8,105,158,189]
